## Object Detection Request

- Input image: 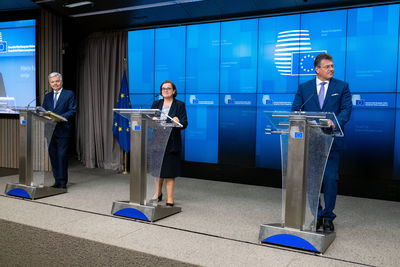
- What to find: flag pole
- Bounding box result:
[122,57,129,175]
[122,151,128,174]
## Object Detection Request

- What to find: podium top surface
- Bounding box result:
[264,111,343,137]
[113,108,183,127]
[113,108,160,115]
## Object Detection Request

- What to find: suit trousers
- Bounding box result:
[318,151,340,221]
[48,135,69,186]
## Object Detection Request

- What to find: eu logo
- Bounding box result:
[291,51,325,75]
[356,99,365,106]
[0,41,7,53]
[294,132,303,139]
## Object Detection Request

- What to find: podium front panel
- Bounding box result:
[19,110,56,187]
[146,122,173,203]
[280,115,334,230]
[302,124,333,230]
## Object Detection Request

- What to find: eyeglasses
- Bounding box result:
[162,88,173,91]
[320,64,334,70]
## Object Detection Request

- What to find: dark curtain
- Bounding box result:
[75,31,127,170]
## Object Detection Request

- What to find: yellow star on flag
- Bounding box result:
[118,127,122,132]
[121,93,124,98]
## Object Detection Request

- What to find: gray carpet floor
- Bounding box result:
[0,162,399,266]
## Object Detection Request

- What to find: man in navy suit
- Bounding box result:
[291,53,352,232]
[42,72,77,189]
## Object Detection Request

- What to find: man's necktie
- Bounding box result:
[53,92,58,109]
[319,82,326,109]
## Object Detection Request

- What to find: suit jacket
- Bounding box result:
[151,98,188,153]
[291,78,352,151]
[42,89,77,138]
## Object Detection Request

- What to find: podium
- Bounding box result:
[111,109,182,222]
[5,108,67,199]
[259,111,343,253]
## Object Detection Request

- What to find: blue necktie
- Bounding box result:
[53,92,58,109]
[318,82,326,109]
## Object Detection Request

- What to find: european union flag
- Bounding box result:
[291,50,326,75]
[112,71,131,153]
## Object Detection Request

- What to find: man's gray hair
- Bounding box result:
[48,72,63,81]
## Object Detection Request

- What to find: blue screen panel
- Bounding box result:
[343,93,396,178]
[184,94,219,163]
[299,10,347,85]
[128,29,155,94]
[155,26,186,93]
[130,94,185,108]
[219,94,257,166]
[130,94,155,109]
[186,23,220,94]
[0,19,36,107]
[220,19,258,93]
[258,15,300,93]
[346,5,399,93]
[256,94,294,169]
[393,94,400,179]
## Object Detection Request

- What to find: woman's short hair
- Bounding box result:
[160,80,177,98]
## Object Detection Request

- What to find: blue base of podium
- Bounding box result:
[111,201,181,222]
[5,183,67,200]
[259,223,336,253]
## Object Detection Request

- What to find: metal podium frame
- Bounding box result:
[5,108,67,199]
[111,109,181,222]
[259,111,343,253]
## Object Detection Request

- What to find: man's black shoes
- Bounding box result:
[316,218,335,233]
[323,220,334,233]
[51,183,67,189]
[316,218,323,230]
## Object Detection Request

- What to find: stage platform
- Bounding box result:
[0,162,399,266]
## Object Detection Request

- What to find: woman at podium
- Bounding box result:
[150,80,188,206]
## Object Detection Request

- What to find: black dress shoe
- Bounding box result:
[323,220,334,233]
[316,218,323,230]
[51,183,61,188]
[51,183,67,189]
[166,202,174,207]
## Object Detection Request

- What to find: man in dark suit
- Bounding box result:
[291,53,352,232]
[42,72,77,189]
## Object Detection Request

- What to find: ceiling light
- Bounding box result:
[70,0,203,17]
[64,1,93,8]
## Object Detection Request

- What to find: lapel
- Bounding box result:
[169,99,177,117]
[53,90,64,110]
[310,78,320,109]
[157,99,164,110]
[323,79,337,110]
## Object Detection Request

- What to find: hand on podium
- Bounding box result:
[172,116,180,126]
[327,119,336,129]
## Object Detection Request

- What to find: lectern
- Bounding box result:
[259,111,343,253]
[111,109,182,222]
[5,108,67,199]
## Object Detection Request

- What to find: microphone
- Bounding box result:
[26,89,48,109]
[298,91,316,112]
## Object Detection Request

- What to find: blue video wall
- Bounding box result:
[0,19,36,110]
[128,3,400,180]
